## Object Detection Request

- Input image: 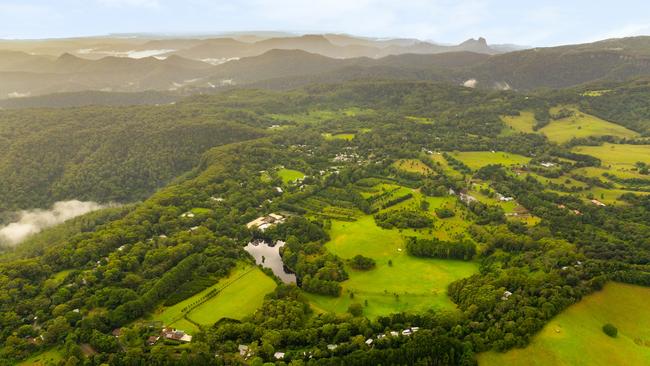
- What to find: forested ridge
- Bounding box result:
[0,79,649,365]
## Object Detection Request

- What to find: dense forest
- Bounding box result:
[0,78,649,365]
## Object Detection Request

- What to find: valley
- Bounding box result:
[1,31,650,366]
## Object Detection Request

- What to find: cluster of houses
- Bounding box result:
[236,327,422,360]
[495,193,514,202]
[558,204,582,215]
[246,213,286,231]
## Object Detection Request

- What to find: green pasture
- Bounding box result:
[277,168,306,184]
[451,151,530,170]
[501,111,536,134]
[393,159,434,174]
[540,107,638,143]
[478,282,650,366]
[306,214,478,318]
[153,264,276,332]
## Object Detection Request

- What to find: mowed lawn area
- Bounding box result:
[478,282,650,366]
[305,215,478,318]
[277,168,305,184]
[539,107,638,143]
[451,151,530,170]
[153,263,276,332]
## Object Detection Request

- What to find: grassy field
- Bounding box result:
[478,282,650,366]
[540,107,638,143]
[18,347,63,366]
[501,111,536,134]
[393,159,434,174]
[153,263,276,332]
[306,215,478,318]
[430,153,464,179]
[277,168,305,184]
[573,144,650,171]
[49,269,73,285]
[451,151,530,170]
[323,132,356,141]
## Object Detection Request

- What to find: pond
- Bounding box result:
[244,240,296,284]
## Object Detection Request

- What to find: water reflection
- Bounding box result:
[244,240,296,283]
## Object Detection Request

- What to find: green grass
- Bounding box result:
[152,263,276,332]
[540,107,638,143]
[430,153,464,179]
[393,159,433,174]
[18,347,64,366]
[501,111,536,134]
[277,168,305,184]
[478,282,650,366]
[49,270,73,285]
[451,151,530,170]
[323,133,356,141]
[573,144,650,172]
[305,215,478,318]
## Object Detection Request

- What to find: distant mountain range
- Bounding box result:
[2,34,650,104]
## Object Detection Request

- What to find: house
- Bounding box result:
[238,345,250,357]
[327,344,338,351]
[501,290,513,300]
[147,335,160,346]
[180,212,195,218]
[365,338,373,345]
[496,193,514,202]
[162,328,192,343]
[401,329,412,336]
[591,199,606,207]
[274,352,285,360]
[246,213,286,231]
[390,331,399,337]
[411,327,420,332]
[275,186,284,193]
[540,162,555,168]
[210,197,225,203]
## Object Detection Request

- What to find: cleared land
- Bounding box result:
[540,107,638,143]
[478,282,650,366]
[306,214,478,318]
[451,151,530,170]
[18,348,63,366]
[430,153,464,179]
[573,144,650,171]
[153,264,276,332]
[393,159,434,174]
[501,111,536,134]
[277,168,306,184]
[323,133,355,141]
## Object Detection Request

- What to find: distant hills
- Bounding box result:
[2,34,650,104]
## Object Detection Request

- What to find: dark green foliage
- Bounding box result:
[602,323,618,337]
[374,209,433,229]
[348,255,376,270]
[406,237,477,260]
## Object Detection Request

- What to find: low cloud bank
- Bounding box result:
[0,200,108,246]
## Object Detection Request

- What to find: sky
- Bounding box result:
[0,0,649,46]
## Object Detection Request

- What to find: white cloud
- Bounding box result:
[0,200,111,246]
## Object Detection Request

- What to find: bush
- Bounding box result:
[349,255,376,270]
[602,323,618,338]
[348,303,363,317]
[435,208,455,218]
